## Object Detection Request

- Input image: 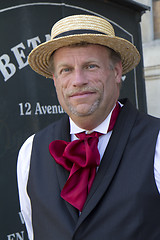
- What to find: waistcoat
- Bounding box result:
[27,99,160,240]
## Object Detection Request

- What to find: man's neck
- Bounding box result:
[69,104,117,132]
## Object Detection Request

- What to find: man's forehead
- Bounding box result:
[53,44,109,59]
[52,45,110,67]
[54,43,108,52]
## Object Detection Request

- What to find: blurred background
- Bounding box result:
[0,1,159,238]
[136,0,160,117]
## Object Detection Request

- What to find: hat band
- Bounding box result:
[53,29,108,39]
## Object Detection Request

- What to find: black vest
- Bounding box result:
[28,99,160,240]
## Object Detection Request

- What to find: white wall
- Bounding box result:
[135,0,160,117]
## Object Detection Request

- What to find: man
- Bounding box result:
[17,15,160,240]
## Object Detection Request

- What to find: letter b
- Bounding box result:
[0,54,16,81]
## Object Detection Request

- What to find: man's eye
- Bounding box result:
[62,68,70,73]
[59,67,71,75]
[87,64,97,69]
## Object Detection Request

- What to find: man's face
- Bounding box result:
[52,44,122,128]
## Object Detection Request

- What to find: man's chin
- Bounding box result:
[68,104,98,117]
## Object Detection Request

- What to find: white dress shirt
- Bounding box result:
[17,109,160,240]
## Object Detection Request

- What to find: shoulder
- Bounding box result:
[18,134,35,161]
[18,114,69,157]
[33,114,70,146]
[120,98,160,129]
[17,134,35,187]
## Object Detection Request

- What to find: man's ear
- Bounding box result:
[114,61,123,84]
[52,74,56,87]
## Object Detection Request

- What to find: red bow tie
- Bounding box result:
[49,102,120,211]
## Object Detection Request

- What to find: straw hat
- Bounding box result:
[28,14,140,78]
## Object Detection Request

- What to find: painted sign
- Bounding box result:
[0,1,146,238]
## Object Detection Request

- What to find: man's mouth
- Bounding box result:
[70,91,96,99]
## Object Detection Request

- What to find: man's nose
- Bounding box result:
[72,69,88,87]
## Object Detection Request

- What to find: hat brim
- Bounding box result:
[28,34,140,78]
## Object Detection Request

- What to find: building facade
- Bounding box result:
[136,0,160,117]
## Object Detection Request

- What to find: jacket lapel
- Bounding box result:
[74,99,139,230]
[53,115,79,222]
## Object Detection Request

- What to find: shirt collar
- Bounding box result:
[70,105,115,135]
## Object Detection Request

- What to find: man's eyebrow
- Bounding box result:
[56,63,71,69]
[56,59,100,68]
[84,58,101,63]
[85,60,99,64]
